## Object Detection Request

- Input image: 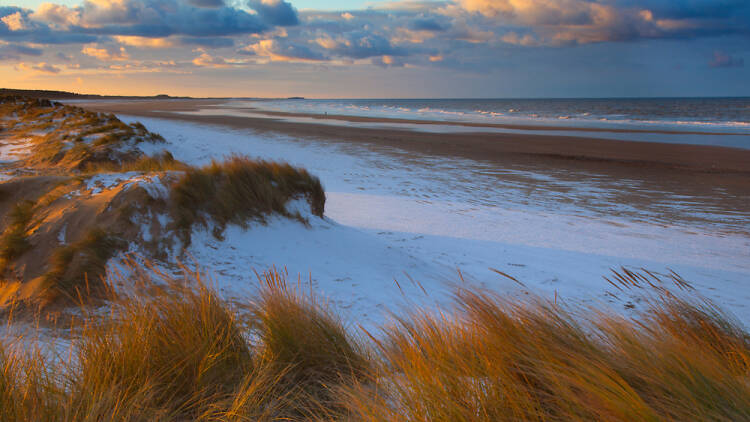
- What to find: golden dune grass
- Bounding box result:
[0,263,746,421]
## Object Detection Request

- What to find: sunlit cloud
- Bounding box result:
[17,61,60,73]
[391,28,436,44]
[192,50,249,67]
[31,3,81,27]
[1,11,27,31]
[114,36,175,48]
[81,43,129,61]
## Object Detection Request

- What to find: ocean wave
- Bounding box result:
[240,99,750,132]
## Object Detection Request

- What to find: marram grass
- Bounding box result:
[0,263,748,421]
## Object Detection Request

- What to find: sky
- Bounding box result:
[0,0,748,98]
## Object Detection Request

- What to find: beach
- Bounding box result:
[54,98,750,323]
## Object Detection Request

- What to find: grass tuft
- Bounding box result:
[170,155,325,246]
[40,228,127,302]
[250,269,369,418]
[0,200,36,274]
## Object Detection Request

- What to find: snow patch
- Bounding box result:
[0,138,33,162]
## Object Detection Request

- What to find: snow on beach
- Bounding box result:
[125,115,750,325]
[0,137,33,163]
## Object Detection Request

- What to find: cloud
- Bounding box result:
[192,49,249,67]
[391,27,437,44]
[26,0,269,38]
[31,3,80,26]
[179,36,234,48]
[501,31,538,46]
[243,39,327,62]
[81,43,129,60]
[18,61,61,73]
[410,17,447,31]
[1,7,98,44]
[187,0,224,7]
[0,42,42,60]
[709,51,744,68]
[454,0,750,45]
[325,32,407,59]
[246,0,299,26]
[372,54,407,67]
[1,11,26,31]
[56,51,73,61]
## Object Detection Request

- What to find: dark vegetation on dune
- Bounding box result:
[0,265,748,421]
[0,96,325,309]
[0,88,190,100]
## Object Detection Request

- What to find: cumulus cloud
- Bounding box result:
[31,3,80,26]
[246,0,299,26]
[26,0,267,38]
[1,11,27,31]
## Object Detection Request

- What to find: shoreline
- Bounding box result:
[75,99,750,176]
